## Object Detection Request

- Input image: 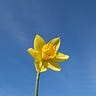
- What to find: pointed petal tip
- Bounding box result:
[57,68,61,71]
[35,34,41,38]
[56,37,60,42]
[27,48,32,52]
[66,55,69,59]
[51,37,60,41]
[56,37,60,41]
[53,67,61,72]
[35,34,39,37]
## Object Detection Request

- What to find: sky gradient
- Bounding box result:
[0,0,96,96]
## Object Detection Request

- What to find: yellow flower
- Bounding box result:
[27,34,69,73]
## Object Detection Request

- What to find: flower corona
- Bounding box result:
[42,44,56,60]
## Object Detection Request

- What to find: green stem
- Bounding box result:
[34,72,40,96]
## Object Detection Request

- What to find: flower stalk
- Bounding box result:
[34,72,40,96]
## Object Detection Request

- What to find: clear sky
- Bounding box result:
[0,0,96,96]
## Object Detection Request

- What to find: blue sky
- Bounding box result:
[0,0,96,96]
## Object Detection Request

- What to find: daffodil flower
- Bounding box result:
[27,34,69,96]
[27,34,69,73]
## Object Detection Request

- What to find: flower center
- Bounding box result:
[42,44,56,60]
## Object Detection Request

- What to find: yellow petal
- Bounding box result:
[34,60,48,72]
[27,48,41,60]
[48,60,61,71]
[54,52,69,62]
[34,34,46,52]
[48,37,60,51]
